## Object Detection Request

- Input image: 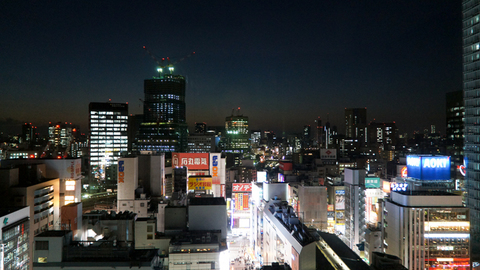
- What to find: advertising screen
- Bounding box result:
[188,177,212,190]
[172,153,209,170]
[335,189,345,210]
[406,155,450,180]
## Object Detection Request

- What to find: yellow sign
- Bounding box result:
[188,177,212,190]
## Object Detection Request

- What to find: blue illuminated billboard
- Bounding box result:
[406,155,450,180]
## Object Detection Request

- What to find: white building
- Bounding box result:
[344,168,365,254]
[262,199,316,269]
[44,158,82,206]
[384,191,469,270]
[89,102,128,180]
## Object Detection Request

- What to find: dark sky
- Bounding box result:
[0,1,462,136]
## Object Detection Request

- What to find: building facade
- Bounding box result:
[224,114,249,153]
[135,75,188,153]
[463,0,480,261]
[88,102,128,181]
[384,191,469,270]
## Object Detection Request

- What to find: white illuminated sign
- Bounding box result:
[424,233,470,238]
[391,183,408,192]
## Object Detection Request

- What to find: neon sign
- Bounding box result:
[391,182,408,192]
[458,159,466,177]
[401,166,408,177]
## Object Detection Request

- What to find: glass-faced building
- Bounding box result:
[224,115,249,153]
[463,0,480,261]
[135,74,188,153]
[88,102,128,181]
[1,207,30,270]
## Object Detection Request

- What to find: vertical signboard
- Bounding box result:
[210,153,221,184]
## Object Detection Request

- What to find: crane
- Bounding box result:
[142,46,195,77]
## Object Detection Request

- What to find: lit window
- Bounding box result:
[65,196,75,205]
[65,181,76,191]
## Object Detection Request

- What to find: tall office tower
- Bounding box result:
[303,125,311,148]
[88,102,128,181]
[463,0,480,261]
[21,122,37,149]
[446,90,465,156]
[367,122,397,161]
[345,108,367,138]
[135,74,188,153]
[315,116,324,147]
[345,108,367,153]
[224,111,249,153]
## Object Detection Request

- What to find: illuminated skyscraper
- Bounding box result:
[463,0,480,260]
[88,102,128,180]
[224,111,249,153]
[135,74,188,153]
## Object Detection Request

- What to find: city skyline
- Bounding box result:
[1,1,461,135]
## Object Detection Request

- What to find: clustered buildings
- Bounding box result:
[2,3,480,269]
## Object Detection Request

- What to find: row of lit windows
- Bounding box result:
[91,132,124,136]
[91,114,128,118]
[90,141,127,148]
[91,124,128,128]
[91,148,127,153]
[91,111,125,115]
[90,120,127,124]
[90,140,127,145]
[152,94,180,100]
[91,128,127,132]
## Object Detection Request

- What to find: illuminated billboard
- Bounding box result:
[406,155,451,180]
[335,189,345,210]
[365,177,381,189]
[234,193,250,210]
[188,176,212,190]
[232,183,252,193]
[173,153,209,170]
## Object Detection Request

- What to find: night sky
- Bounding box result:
[0,1,462,136]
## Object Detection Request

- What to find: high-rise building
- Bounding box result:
[463,0,480,261]
[21,122,37,149]
[345,108,367,139]
[303,125,311,148]
[88,102,128,181]
[224,112,249,153]
[135,74,188,153]
[344,168,366,255]
[446,90,464,155]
